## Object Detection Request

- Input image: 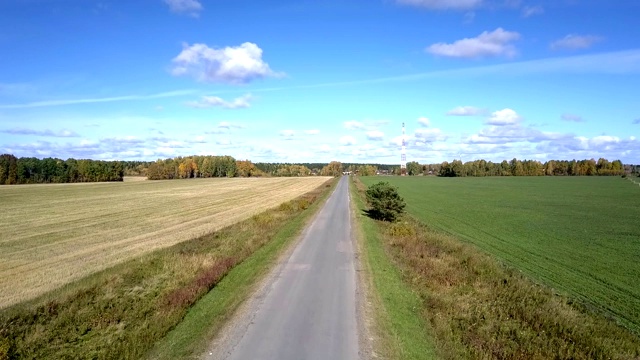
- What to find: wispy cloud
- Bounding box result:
[218,121,245,129]
[7,51,638,112]
[561,113,585,122]
[0,89,196,109]
[192,50,638,99]
[186,94,252,109]
[340,135,357,146]
[415,128,447,142]
[366,130,385,141]
[164,0,203,17]
[427,28,520,59]
[522,5,543,17]
[279,130,295,139]
[396,0,482,10]
[446,106,486,116]
[551,35,603,51]
[3,128,80,137]
[344,121,367,130]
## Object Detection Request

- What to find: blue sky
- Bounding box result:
[1,0,639,164]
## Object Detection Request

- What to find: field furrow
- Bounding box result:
[360,176,640,333]
[0,177,331,308]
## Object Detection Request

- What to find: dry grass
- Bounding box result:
[0,181,332,359]
[0,177,330,308]
[377,217,640,359]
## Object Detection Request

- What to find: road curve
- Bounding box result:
[219,176,359,360]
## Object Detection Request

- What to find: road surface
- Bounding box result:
[215,176,360,360]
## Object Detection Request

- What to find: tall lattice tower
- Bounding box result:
[401,122,407,175]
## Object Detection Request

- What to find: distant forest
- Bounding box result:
[409,158,635,177]
[0,153,637,185]
[0,154,125,185]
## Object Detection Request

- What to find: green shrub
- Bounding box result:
[365,181,406,222]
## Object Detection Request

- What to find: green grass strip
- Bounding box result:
[148,179,337,359]
[349,178,437,360]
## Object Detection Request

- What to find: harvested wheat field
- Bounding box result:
[0,177,331,308]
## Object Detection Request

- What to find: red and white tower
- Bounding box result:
[401,122,407,175]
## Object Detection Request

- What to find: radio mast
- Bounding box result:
[401,122,407,175]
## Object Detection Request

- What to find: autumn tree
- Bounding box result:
[321,161,343,177]
[358,165,377,176]
[236,160,264,177]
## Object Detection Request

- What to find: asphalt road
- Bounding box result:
[223,176,359,360]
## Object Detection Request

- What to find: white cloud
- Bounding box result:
[218,121,244,129]
[164,0,203,17]
[486,108,521,126]
[79,139,98,147]
[305,129,320,135]
[366,130,385,141]
[193,135,207,143]
[415,128,447,142]
[396,0,482,10]
[340,135,357,146]
[551,35,603,51]
[205,122,244,134]
[589,135,619,147]
[561,113,584,122]
[464,11,475,23]
[427,28,520,59]
[446,106,486,116]
[389,134,414,147]
[2,128,80,138]
[101,136,145,145]
[171,42,280,84]
[280,130,295,138]
[344,120,366,130]
[532,135,640,162]
[522,5,543,17]
[318,144,333,153]
[186,94,252,109]
[418,117,430,127]
[464,123,567,145]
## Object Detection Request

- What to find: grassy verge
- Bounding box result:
[149,178,338,359]
[349,177,437,360]
[352,177,640,359]
[0,179,334,360]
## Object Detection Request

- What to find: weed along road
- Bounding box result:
[215,176,360,360]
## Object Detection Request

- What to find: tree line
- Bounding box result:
[406,158,628,177]
[146,156,331,179]
[3,152,634,185]
[0,154,125,185]
[0,154,351,184]
[146,156,239,179]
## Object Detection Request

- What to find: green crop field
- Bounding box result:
[360,176,640,333]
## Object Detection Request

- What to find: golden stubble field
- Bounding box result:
[0,177,331,308]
